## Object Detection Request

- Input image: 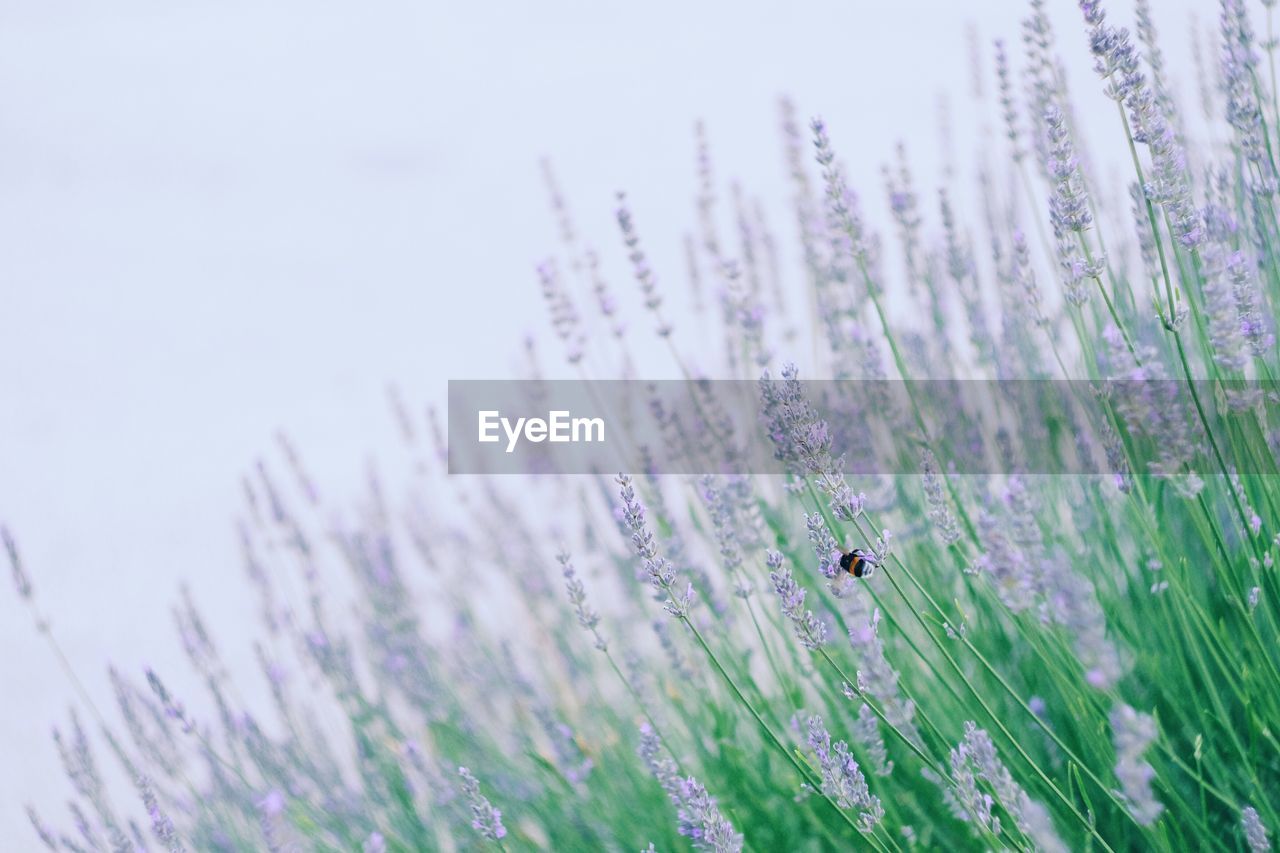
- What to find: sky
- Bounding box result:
[0,0,1206,840]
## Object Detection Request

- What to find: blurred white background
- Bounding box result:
[0,0,1204,840]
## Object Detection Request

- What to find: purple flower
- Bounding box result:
[759,364,865,521]
[768,551,828,649]
[1243,805,1271,852]
[701,476,751,599]
[558,548,606,650]
[843,606,921,746]
[804,514,841,579]
[1200,242,1249,371]
[921,450,960,545]
[616,474,694,618]
[854,703,893,777]
[1111,704,1164,826]
[806,716,883,832]
[638,726,742,852]
[616,193,672,337]
[1221,0,1277,186]
[145,668,194,734]
[948,722,1065,851]
[140,775,184,852]
[458,767,507,841]
[536,259,585,364]
[1044,104,1092,235]
[257,789,286,817]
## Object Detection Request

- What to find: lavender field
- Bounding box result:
[6,0,1280,850]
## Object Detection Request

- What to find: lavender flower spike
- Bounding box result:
[948,722,1067,851]
[1078,0,1201,253]
[458,766,507,841]
[806,715,884,832]
[1111,704,1164,826]
[1243,805,1272,852]
[558,548,607,651]
[845,606,922,747]
[1044,103,1092,235]
[25,806,57,850]
[617,473,694,618]
[616,192,672,337]
[759,363,865,521]
[811,117,867,261]
[1200,243,1249,371]
[921,449,960,545]
[145,668,194,734]
[767,550,828,649]
[138,774,185,852]
[1221,0,1277,188]
[804,513,843,580]
[3,525,32,600]
[854,703,893,777]
[994,39,1022,160]
[638,725,743,852]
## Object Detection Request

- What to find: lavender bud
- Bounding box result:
[1111,704,1164,826]
[804,514,841,579]
[138,774,184,852]
[536,260,585,364]
[616,193,672,337]
[638,726,742,852]
[806,716,884,832]
[948,722,1066,851]
[854,703,893,777]
[1221,0,1277,185]
[145,669,193,734]
[1228,251,1274,358]
[2,525,31,600]
[558,549,606,651]
[26,806,58,850]
[1243,805,1272,852]
[994,40,1022,158]
[1201,243,1249,371]
[458,766,507,841]
[921,451,960,545]
[768,553,828,650]
[1044,103,1092,235]
[617,474,693,619]
[847,608,921,746]
[811,118,867,262]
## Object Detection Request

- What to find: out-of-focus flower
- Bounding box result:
[1111,704,1164,826]
[458,766,507,841]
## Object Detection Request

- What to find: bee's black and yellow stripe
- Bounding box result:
[839,551,867,577]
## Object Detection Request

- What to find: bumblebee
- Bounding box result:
[839,549,878,578]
